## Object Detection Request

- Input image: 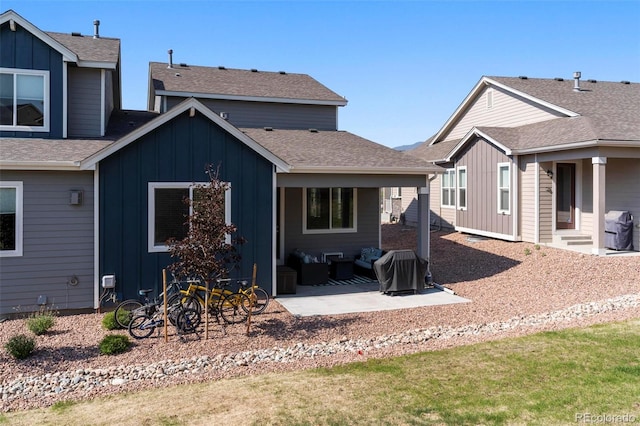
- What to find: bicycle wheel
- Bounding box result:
[128,314,155,339]
[171,293,202,315]
[175,307,201,334]
[114,299,144,329]
[241,287,270,315]
[219,293,250,324]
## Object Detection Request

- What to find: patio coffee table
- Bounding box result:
[329,257,354,280]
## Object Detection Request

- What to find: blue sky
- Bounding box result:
[4,0,639,148]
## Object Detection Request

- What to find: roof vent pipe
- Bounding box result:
[573,71,581,92]
[93,20,100,39]
[168,49,174,69]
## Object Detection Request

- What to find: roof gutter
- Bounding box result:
[0,161,83,171]
[154,90,348,106]
[285,166,442,174]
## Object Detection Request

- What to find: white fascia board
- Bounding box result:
[287,166,438,174]
[429,76,580,147]
[80,98,291,172]
[154,90,348,106]
[512,139,600,155]
[1,11,78,62]
[77,60,118,70]
[429,77,488,146]
[484,78,579,118]
[445,128,512,162]
[0,161,81,171]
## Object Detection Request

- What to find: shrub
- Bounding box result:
[5,334,36,360]
[99,334,131,355]
[524,248,532,256]
[102,311,120,330]
[27,314,55,335]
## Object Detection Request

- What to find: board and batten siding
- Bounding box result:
[455,138,512,237]
[165,97,338,130]
[283,187,380,260]
[0,171,95,316]
[99,110,275,300]
[442,85,564,142]
[68,67,102,137]
[0,20,64,138]
[605,158,640,251]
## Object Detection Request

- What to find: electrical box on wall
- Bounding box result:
[70,190,83,205]
[101,275,116,288]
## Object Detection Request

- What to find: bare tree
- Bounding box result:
[167,165,245,284]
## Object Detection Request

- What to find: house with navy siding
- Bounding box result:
[0,10,438,317]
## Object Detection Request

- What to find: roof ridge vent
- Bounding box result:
[218,66,226,70]
[518,75,528,79]
[309,128,318,133]
[251,68,258,72]
[71,32,82,37]
[587,79,597,83]
[621,81,631,84]
[279,71,286,75]
[554,77,564,81]
[179,63,188,67]
[263,127,273,131]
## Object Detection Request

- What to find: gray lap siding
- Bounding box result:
[0,171,95,316]
[98,110,274,300]
[283,187,380,259]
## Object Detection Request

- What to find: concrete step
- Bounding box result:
[555,234,593,246]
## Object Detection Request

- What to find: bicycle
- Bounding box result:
[226,279,270,315]
[128,301,201,340]
[113,279,197,329]
[181,279,251,325]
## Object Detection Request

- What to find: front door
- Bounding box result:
[556,163,575,230]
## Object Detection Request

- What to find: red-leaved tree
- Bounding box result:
[167,165,245,285]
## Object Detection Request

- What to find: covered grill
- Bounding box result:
[604,210,634,251]
[373,249,428,295]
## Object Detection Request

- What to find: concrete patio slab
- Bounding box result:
[275,282,470,316]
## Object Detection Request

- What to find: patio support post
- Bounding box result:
[417,186,430,262]
[592,157,607,255]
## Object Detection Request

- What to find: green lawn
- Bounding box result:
[2,319,639,425]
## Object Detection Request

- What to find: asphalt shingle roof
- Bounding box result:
[149,62,347,103]
[240,128,434,171]
[47,31,120,64]
[489,76,640,143]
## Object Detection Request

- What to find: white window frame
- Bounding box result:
[303,187,357,234]
[0,68,50,132]
[148,182,231,253]
[497,163,511,214]
[441,169,456,208]
[457,166,467,210]
[0,181,23,257]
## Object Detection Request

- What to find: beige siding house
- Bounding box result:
[405,74,640,254]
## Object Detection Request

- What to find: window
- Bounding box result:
[148,182,231,252]
[498,163,510,214]
[0,68,49,131]
[457,166,467,210]
[304,188,356,233]
[0,182,23,257]
[441,169,455,208]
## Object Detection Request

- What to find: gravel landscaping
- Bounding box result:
[2,225,640,412]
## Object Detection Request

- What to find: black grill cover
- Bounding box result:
[373,250,428,294]
[604,210,634,250]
